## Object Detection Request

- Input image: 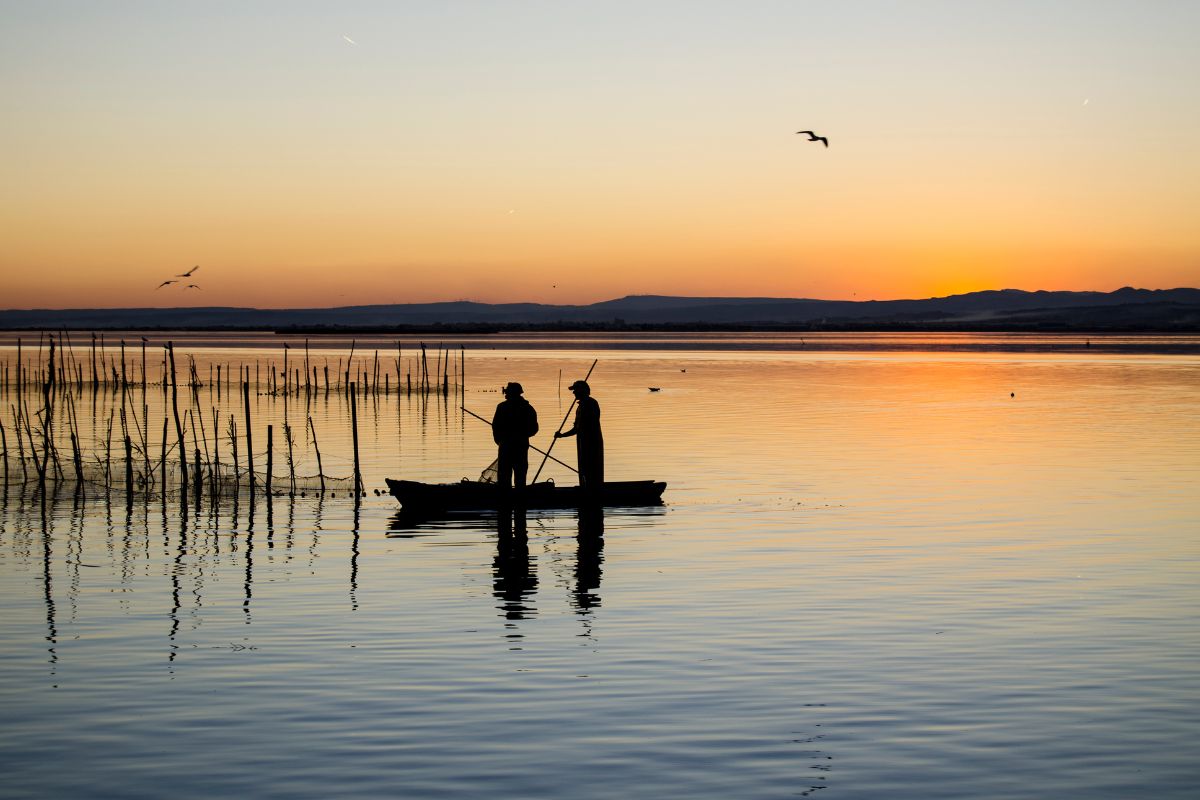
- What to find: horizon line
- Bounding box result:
[4,285,1197,314]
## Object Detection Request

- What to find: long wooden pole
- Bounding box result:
[461,406,578,474]
[168,343,187,498]
[244,381,255,497]
[532,359,597,483]
[308,416,325,493]
[350,383,362,501]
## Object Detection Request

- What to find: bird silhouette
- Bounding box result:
[155,279,178,289]
[796,130,828,147]
[177,265,200,277]
[184,284,201,290]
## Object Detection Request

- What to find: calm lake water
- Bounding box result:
[1,333,1198,798]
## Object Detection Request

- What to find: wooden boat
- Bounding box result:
[386,478,666,513]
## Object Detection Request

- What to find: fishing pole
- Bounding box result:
[460,406,578,474]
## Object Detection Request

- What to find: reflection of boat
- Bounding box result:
[385,478,666,513]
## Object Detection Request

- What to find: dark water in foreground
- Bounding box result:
[1,335,1198,798]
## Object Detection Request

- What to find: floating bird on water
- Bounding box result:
[795,130,828,147]
[177,265,200,278]
[155,279,178,289]
[649,387,661,392]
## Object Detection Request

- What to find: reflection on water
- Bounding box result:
[1,336,1198,799]
[494,510,537,633]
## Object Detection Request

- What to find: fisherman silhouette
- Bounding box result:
[555,380,604,489]
[492,382,539,494]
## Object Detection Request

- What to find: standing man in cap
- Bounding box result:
[555,380,604,489]
[492,382,539,493]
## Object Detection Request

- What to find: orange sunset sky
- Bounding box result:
[2,1,1197,309]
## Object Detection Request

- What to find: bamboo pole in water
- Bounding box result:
[13,403,28,485]
[193,447,202,512]
[243,381,255,497]
[70,429,83,493]
[228,415,239,493]
[308,416,325,494]
[285,422,295,494]
[168,343,187,498]
[212,407,221,503]
[350,383,362,501]
[125,435,133,507]
[265,424,273,496]
[160,417,168,501]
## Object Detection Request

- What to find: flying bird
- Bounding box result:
[796,130,828,147]
[156,279,178,289]
[343,34,358,45]
[177,265,200,277]
[184,284,201,290]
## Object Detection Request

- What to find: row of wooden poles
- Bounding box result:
[1,334,468,510]
[0,333,464,399]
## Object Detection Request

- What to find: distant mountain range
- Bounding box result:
[2,288,1199,331]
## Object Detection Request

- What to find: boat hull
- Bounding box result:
[385,478,666,513]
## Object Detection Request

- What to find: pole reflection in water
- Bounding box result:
[350,503,360,611]
[168,507,186,665]
[494,509,537,644]
[40,503,59,675]
[243,497,255,623]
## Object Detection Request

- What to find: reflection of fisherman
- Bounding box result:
[495,511,536,623]
[555,380,604,488]
[492,382,539,491]
[573,507,604,613]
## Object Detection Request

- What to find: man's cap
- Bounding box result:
[568,380,590,392]
[503,382,523,395]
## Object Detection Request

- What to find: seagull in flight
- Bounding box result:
[796,130,828,147]
[156,279,178,289]
[176,265,200,277]
[184,284,201,290]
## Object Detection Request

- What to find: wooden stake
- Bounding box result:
[265,424,273,496]
[308,416,325,493]
[350,383,362,501]
[160,417,168,501]
[168,342,187,496]
[125,435,134,506]
[244,381,255,497]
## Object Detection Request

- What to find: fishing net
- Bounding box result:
[478,458,499,484]
[2,452,357,498]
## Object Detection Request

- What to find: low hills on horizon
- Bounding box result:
[2,287,1199,332]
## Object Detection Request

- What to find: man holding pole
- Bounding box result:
[555,380,604,489]
[492,382,539,493]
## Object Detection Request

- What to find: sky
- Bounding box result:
[1,0,1197,309]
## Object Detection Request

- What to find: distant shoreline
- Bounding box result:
[0,322,1198,334]
[2,329,1198,357]
[3,288,1198,333]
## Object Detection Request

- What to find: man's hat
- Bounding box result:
[568,380,590,392]
[503,382,523,395]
